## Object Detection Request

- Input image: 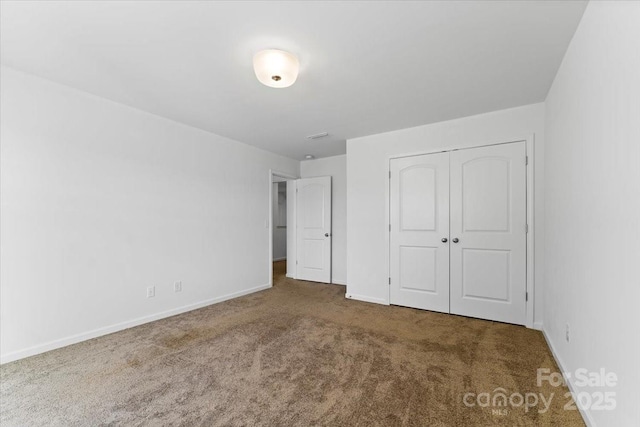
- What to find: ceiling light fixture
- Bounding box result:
[304,154,315,160]
[253,49,299,88]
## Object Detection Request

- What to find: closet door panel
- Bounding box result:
[449,142,527,325]
[390,153,450,313]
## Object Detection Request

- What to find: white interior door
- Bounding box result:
[296,176,332,283]
[390,153,450,313]
[449,142,527,325]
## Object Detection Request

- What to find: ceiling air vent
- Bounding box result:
[306,132,329,140]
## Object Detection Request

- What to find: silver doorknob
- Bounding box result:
[441,238,448,243]
[452,238,459,243]
[325,233,330,237]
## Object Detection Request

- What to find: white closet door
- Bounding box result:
[296,176,332,283]
[449,142,527,325]
[390,153,450,313]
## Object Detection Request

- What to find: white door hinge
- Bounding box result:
[525,224,529,234]
[388,277,391,285]
[526,292,529,302]
[389,171,391,179]
[525,156,529,165]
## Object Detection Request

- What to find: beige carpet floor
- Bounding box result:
[1,261,584,426]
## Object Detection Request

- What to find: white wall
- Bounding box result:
[272,182,287,260]
[0,67,299,363]
[346,103,546,324]
[300,155,347,285]
[544,2,640,426]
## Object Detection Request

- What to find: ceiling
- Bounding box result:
[0,1,586,160]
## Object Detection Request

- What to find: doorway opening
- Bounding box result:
[269,170,297,287]
[268,170,334,287]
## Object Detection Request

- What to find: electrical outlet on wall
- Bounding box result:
[147,286,155,298]
[565,323,570,342]
[174,281,182,292]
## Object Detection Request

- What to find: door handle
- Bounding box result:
[441,238,448,243]
[452,238,459,243]
[325,233,331,237]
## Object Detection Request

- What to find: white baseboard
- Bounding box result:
[541,328,594,427]
[533,321,543,331]
[272,257,287,262]
[345,293,388,305]
[0,283,271,365]
[332,279,347,286]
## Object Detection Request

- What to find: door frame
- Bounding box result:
[269,169,299,287]
[385,135,536,328]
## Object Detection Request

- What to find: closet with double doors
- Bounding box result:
[389,141,527,325]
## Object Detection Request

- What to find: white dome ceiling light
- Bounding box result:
[253,49,299,88]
